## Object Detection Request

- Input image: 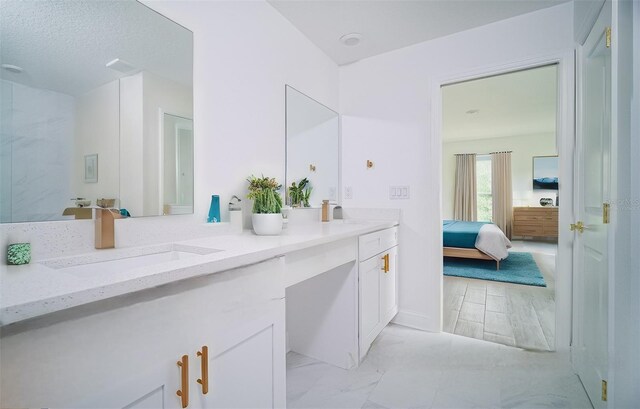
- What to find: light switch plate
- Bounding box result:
[389,185,410,200]
[344,186,353,200]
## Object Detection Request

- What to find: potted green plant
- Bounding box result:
[247,175,284,235]
[288,178,313,208]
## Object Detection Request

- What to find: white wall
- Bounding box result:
[144,0,339,226]
[340,3,574,331]
[0,80,75,222]
[442,133,557,219]
[74,81,120,207]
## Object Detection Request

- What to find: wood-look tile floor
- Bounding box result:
[443,241,557,351]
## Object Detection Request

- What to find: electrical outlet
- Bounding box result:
[344,186,353,200]
[390,185,410,200]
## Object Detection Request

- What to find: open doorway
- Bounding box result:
[441,65,558,350]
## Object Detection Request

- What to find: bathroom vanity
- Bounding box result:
[0,218,399,408]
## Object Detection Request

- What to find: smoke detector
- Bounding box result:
[340,33,362,46]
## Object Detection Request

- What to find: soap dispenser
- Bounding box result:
[322,200,330,222]
[229,195,243,232]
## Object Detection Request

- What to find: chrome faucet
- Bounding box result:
[95,208,121,249]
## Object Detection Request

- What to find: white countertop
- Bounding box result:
[1,219,397,326]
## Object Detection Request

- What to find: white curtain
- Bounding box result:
[491,151,513,238]
[453,154,477,221]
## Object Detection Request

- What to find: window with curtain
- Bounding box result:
[476,155,492,222]
[453,153,477,221]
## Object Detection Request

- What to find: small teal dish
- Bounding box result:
[7,243,31,265]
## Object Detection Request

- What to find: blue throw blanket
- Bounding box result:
[443,220,490,248]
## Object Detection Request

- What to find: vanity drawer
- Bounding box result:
[359,227,398,261]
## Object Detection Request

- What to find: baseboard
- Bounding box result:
[392,309,438,332]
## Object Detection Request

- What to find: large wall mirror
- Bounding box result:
[0,0,193,222]
[285,86,339,206]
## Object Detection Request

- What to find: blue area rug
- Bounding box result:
[444,252,546,287]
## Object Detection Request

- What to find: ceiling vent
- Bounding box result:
[105,58,137,73]
[1,64,24,74]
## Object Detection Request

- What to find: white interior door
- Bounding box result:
[572,2,611,408]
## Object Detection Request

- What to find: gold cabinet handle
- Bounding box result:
[197,346,209,395]
[381,254,389,273]
[570,221,585,233]
[176,355,189,408]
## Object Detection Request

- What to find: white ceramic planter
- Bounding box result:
[252,213,283,236]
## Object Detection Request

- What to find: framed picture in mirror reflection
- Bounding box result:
[84,154,98,183]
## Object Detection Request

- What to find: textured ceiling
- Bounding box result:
[0,0,192,96]
[443,65,557,142]
[268,0,571,65]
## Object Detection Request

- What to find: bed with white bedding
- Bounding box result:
[442,220,512,270]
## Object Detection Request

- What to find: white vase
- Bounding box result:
[252,213,283,235]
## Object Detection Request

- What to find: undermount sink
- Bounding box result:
[41,244,221,277]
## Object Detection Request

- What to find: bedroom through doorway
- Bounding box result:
[441,65,559,351]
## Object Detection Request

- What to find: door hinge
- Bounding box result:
[605,27,611,48]
[602,379,608,401]
[603,202,610,224]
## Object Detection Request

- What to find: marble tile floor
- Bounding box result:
[444,241,557,350]
[287,324,592,409]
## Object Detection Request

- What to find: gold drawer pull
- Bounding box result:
[197,346,209,394]
[381,254,390,273]
[177,355,189,408]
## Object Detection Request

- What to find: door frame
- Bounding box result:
[431,50,575,353]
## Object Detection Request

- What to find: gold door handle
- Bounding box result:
[381,254,389,273]
[570,221,585,233]
[197,346,209,395]
[177,355,189,408]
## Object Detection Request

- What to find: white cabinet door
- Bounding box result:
[117,362,183,409]
[0,309,185,409]
[193,318,282,408]
[359,245,399,360]
[359,254,382,357]
[380,246,398,325]
[123,387,166,409]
